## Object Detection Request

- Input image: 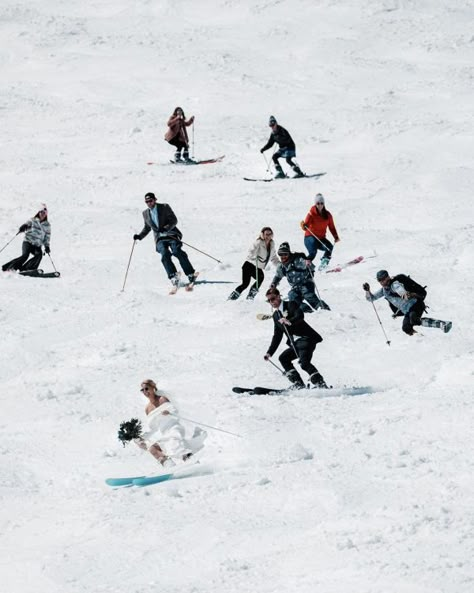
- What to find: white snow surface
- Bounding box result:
[1,1,473,592]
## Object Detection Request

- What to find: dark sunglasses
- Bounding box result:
[140,386,151,393]
[145,199,155,204]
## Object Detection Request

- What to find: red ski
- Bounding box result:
[325,256,364,273]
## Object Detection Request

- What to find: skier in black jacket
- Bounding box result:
[264,287,328,388]
[260,116,304,179]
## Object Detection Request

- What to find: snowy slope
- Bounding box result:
[1,1,473,592]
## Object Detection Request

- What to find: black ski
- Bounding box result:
[19,269,61,278]
[232,386,286,395]
[233,385,374,397]
[244,172,326,182]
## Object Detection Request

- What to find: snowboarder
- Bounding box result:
[2,204,51,272]
[260,115,304,179]
[228,227,279,301]
[300,193,340,270]
[269,242,330,311]
[264,288,328,388]
[133,192,198,291]
[122,379,206,467]
[164,106,195,163]
[363,270,452,336]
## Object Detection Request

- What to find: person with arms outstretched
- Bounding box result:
[133,192,198,292]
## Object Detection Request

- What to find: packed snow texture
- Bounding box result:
[1,1,473,592]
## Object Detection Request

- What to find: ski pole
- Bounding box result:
[262,152,272,175]
[302,224,329,251]
[180,241,222,264]
[191,121,195,159]
[0,232,19,254]
[369,297,391,346]
[47,253,59,273]
[255,260,259,290]
[266,357,285,375]
[121,240,136,292]
[169,413,242,438]
[276,310,300,359]
[307,265,324,305]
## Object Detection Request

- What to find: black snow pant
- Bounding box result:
[272,149,297,169]
[2,241,43,272]
[279,336,318,377]
[235,261,264,295]
[402,300,426,335]
[167,136,189,158]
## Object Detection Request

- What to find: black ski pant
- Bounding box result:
[279,336,318,377]
[402,300,426,335]
[168,136,189,156]
[2,241,42,272]
[235,261,264,295]
[272,150,297,169]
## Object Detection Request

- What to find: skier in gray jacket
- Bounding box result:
[269,242,330,311]
[2,204,51,272]
[133,192,197,290]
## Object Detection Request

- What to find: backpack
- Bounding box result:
[389,274,427,316]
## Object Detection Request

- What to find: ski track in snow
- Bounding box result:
[1,1,473,592]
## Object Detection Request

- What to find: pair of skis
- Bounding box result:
[147,155,225,166]
[232,385,373,396]
[169,272,199,295]
[18,269,60,278]
[243,172,326,182]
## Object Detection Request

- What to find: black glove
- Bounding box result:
[19,224,28,233]
[260,148,265,154]
[363,283,370,291]
[44,245,51,255]
[133,234,140,241]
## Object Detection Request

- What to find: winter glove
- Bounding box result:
[300,221,306,231]
[44,245,51,255]
[335,237,340,243]
[133,234,141,241]
[19,223,29,233]
[260,148,265,154]
[363,283,370,291]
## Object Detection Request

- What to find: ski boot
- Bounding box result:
[227,289,241,301]
[185,272,199,292]
[292,164,305,178]
[174,151,183,162]
[421,318,453,333]
[246,286,259,300]
[318,257,330,271]
[274,164,286,179]
[169,274,180,295]
[183,150,193,164]
[309,372,329,389]
[286,369,305,390]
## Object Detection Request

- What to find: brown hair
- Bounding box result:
[265,287,280,298]
[259,226,274,240]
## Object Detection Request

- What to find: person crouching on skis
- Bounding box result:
[264,288,328,389]
[121,379,206,467]
[363,270,452,336]
[2,204,51,272]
